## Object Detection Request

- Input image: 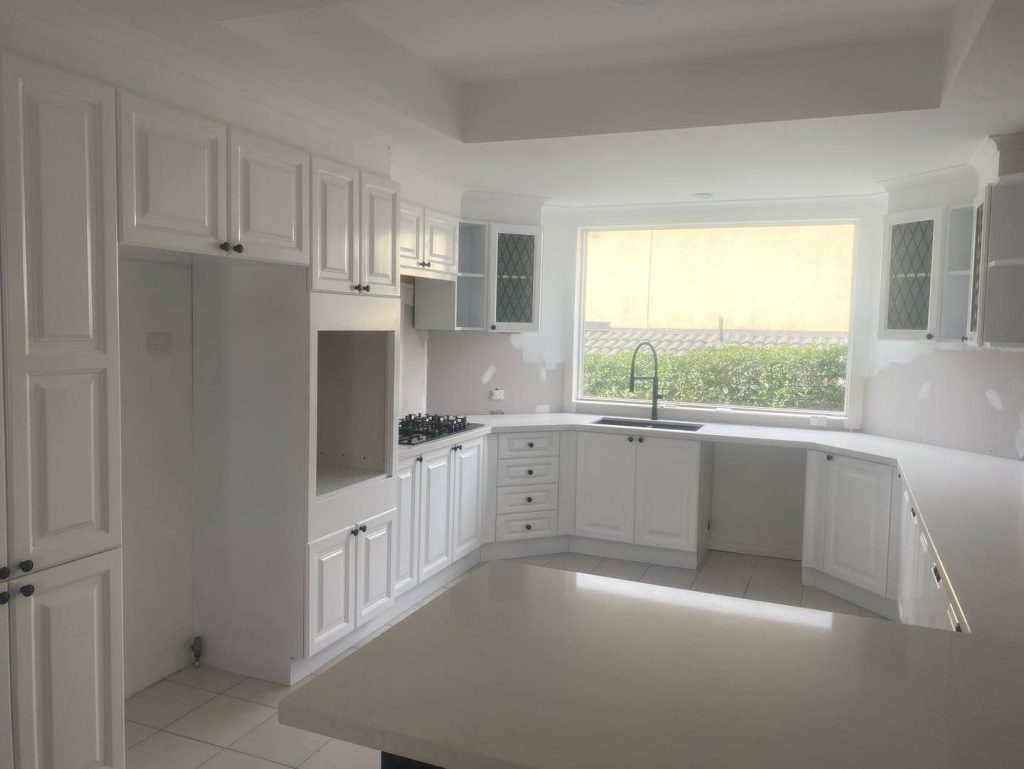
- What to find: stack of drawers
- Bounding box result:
[494,431,560,541]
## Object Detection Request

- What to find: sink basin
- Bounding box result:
[593,417,703,432]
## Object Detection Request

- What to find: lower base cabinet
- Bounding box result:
[574,432,637,543]
[6,548,125,769]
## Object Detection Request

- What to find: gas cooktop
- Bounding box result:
[398,414,483,446]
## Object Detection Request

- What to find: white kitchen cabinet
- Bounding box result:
[805,452,894,597]
[360,173,400,296]
[977,176,1024,346]
[118,93,228,256]
[229,129,310,265]
[310,155,361,294]
[399,203,424,272]
[10,548,125,769]
[355,508,397,625]
[424,210,459,276]
[634,438,701,552]
[418,448,454,580]
[574,433,637,543]
[488,223,542,332]
[394,463,419,598]
[1,54,123,574]
[306,529,357,655]
[880,208,944,340]
[0,585,11,769]
[452,439,484,560]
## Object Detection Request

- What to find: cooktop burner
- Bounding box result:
[398,414,483,446]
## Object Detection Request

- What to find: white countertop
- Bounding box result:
[280,562,1024,769]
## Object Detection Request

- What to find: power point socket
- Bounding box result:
[489,388,506,401]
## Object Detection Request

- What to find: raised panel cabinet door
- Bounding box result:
[634,438,700,552]
[306,530,356,656]
[488,223,541,333]
[418,449,452,580]
[897,484,924,624]
[360,173,400,296]
[356,508,397,625]
[0,584,12,769]
[118,93,227,255]
[310,155,360,293]
[398,203,424,271]
[1,55,122,572]
[394,462,419,598]
[452,439,484,560]
[11,548,125,769]
[229,129,310,265]
[574,432,636,544]
[822,455,894,596]
[424,210,459,275]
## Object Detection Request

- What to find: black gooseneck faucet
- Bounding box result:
[628,341,660,421]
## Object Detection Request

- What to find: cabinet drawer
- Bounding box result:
[497,483,558,515]
[498,432,559,459]
[496,511,556,541]
[497,456,559,486]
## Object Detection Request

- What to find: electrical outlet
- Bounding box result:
[489,388,506,401]
[809,415,828,427]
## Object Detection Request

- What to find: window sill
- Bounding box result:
[569,398,851,431]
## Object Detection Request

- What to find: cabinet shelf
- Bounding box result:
[316,464,386,497]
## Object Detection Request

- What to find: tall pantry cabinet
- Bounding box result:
[0,54,125,769]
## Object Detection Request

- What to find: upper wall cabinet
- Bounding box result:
[118,94,228,256]
[488,223,541,333]
[880,208,944,340]
[398,205,458,280]
[230,129,310,266]
[398,203,425,273]
[360,173,400,297]
[977,176,1024,347]
[311,155,360,294]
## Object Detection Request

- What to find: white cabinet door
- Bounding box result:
[229,129,309,265]
[634,438,700,552]
[306,530,356,656]
[821,454,894,596]
[360,173,400,296]
[310,155,360,294]
[0,582,12,769]
[11,549,125,769]
[880,208,943,340]
[488,223,541,333]
[398,203,424,271]
[424,210,459,276]
[418,449,452,580]
[394,462,419,598]
[574,432,636,543]
[897,483,926,624]
[980,178,1024,346]
[452,439,484,560]
[356,508,396,626]
[1,55,122,573]
[118,93,227,255]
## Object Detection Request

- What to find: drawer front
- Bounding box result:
[497,483,558,515]
[497,456,559,487]
[496,511,556,541]
[498,432,559,459]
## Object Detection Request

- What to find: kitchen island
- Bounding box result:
[279,560,1024,769]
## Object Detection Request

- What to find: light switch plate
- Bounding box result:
[489,388,506,401]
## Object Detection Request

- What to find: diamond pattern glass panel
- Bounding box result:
[970,204,984,333]
[495,233,535,324]
[887,219,933,331]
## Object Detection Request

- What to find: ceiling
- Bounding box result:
[60,0,1024,205]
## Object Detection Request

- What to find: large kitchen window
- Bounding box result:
[579,224,856,414]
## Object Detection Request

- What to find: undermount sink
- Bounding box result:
[593,417,703,432]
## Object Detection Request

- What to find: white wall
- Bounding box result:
[119,258,195,696]
[400,280,429,416]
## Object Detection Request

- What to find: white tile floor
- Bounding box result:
[125,552,882,768]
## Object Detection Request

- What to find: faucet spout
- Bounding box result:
[628,341,660,421]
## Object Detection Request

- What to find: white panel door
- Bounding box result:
[424,210,459,276]
[452,439,483,560]
[574,432,636,543]
[634,438,700,552]
[0,583,12,769]
[118,93,227,255]
[418,449,452,580]
[398,203,424,271]
[310,155,360,294]
[981,179,1024,346]
[11,548,125,769]
[1,55,122,573]
[394,462,419,598]
[360,173,399,296]
[822,455,894,596]
[488,223,541,333]
[356,508,396,625]
[306,530,356,656]
[229,129,309,265]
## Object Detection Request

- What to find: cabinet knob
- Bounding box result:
[526,497,533,503]
[526,469,534,475]
[0,592,8,605]
[490,325,497,330]
[0,567,8,580]
[351,527,360,536]
[933,565,942,584]
[18,560,33,573]
[961,335,968,343]
[638,437,645,443]
[417,456,423,463]
[527,442,535,448]
[219,241,231,252]
[353,284,363,292]
[359,524,368,533]
[232,243,244,254]
[19,585,34,597]
[825,454,834,461]
[627,436,634,442]
[926,333,934,340]
[955,622,963,633]
[363,285,371,293]
[911,507,917,518]
[525,524,532,531]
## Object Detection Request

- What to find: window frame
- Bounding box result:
[571,220,859,426]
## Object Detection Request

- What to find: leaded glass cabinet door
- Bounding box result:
[488,223,541,333]
[880,208,943,340]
